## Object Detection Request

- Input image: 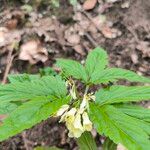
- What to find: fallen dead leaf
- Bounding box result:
[0,27,8,44]
[19,40,48,64]
[92,15,107,28]
[136,41,150,57]
[83,0,97,10]
[101,26,122,38]
[74,44,85,55]
[65,27,81,45]
[5,18,18,30]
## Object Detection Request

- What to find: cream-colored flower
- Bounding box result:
[60,108,77,123]
[66,120,83,138]
[73,112,84,131]
[80,95,88,110]
[68,127,83,138]
[56,104,69,117]
[82,112,92,131]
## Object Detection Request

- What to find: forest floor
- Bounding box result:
[0,0,150,149]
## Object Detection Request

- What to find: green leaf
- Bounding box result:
[102,138,117,150]
[0,101,18,114]
[39,67,57,76]
[8,74,40,83]
[114,104,150,123]
[0,76,67,103]
[76,132,97,150]
[90,68,150,84]
[89,103,150,150]
[95,85,150,105]
[85,47,108,82]
[56,59,88,82]
[0,97,69,141]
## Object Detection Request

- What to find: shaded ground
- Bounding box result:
[0,0,149,149]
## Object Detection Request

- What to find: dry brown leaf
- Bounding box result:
[83,0,97,10]
[92,15,107,28]
[5,19,18,30]
[101,26,122,38]
[0,27,9,45]
[67,34,80,45]
[19,40,48,64]
[65,27,81,45]
[0,27,22,49]
[74,45,85,55]
[136,41,150,57]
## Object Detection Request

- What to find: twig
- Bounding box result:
[84,32,98,47]
[2,50,14,84]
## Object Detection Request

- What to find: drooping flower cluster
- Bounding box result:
[56,105,92,138]
[56,94,95,138]
[56,79,95,138]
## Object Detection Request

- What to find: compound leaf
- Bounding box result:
[0,101,18,114]
[8,74,40,83]
[0,97,69,141]
[0,76,67,103]
[95,85,150,105]
[114,104,150,123]
[76,132,97,150]
[90,68,150,84]
[56,59,87,82]
[89,103,150,150]
[85,47,108,82]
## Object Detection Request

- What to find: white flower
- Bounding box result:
[56,104,69,117]
[82,112,92,131]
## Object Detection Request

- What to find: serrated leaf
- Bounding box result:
[8,74,40,83]
[89,103,150,150]
[39,67,57,76]
[90,68,150,84]
[0,76,67,103]
[114,104,150,123]
[95,85,150,105]
[56,59,88,82]
[103,138,117,150]
[0,96,69,141]
[85,47,108,82]
[76,132,97,150]
[0,101,18,114]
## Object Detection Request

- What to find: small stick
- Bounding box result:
[2,49,14,84]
